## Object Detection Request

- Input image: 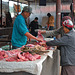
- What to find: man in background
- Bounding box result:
[6,12,12,27]
[0,17,1,27]
[29,17,39,37]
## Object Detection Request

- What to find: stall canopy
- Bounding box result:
[9,0,72,3]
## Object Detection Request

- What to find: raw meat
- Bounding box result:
[24,52,36,61]
[33,54,41,59]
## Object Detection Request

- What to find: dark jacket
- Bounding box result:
[29,20,38,36]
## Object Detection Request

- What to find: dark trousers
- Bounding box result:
[61,66,75,75]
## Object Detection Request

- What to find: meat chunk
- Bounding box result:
[17,52,29,61]
[24,52,36,61]
[33,54,41,59]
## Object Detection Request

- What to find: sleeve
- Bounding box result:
[44,26,63,37]
[17,18,29,35]
[29,21,33,29]
[37,22,39,29]
[46,35,69,46]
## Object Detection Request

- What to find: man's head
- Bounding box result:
[62,19,74,33]
[34,17,38,22]
[22,6,32,18]
[47,13,51,17]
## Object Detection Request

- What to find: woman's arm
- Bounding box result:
[42,26,63,37]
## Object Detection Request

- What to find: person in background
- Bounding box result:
[6,12,12,27]
[47,13,54,30]
[3,22,6,27]
[0,17,1,27]
[29,17,39,37]
[11,6,42,49]
[70,2,75,25]
[40,19,75,75]
[41,16,72,37]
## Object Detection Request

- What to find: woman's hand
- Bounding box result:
[36,38,43,42]
[40,41,46,46]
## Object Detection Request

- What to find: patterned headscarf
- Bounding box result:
[62,19,74,28]
[62,16,71,22]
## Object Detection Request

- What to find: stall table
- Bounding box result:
[0,49,60,75]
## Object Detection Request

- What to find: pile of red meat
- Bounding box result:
[37,30,44,40]
[0,30,51,62]
[37,30,51,50]
[0,49,41,62]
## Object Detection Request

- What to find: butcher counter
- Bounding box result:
[0,50,60,75]
[0,38,60,75]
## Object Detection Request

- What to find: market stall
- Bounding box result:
[0,37,60,75]
[0,49,59,75]
[0,38,59,75]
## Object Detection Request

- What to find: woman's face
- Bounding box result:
[63,26,70,33]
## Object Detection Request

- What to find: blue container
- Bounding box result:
[54,37,56,40]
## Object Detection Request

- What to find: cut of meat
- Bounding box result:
[17,59,24,62]
[20,45,25,50]
[17,52,29,61]
[6,49,22,56]
[5,57,16,62]
[17,53,25,60]
[37,30,44,40]
[33,54,41,59]
[0,51,5,56]
[24,52,36,61]
[0,56,4,60]
[4,53,9,58]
